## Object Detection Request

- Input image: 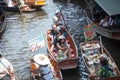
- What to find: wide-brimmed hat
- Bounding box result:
[59,35,65,40]
[33,54,49,65]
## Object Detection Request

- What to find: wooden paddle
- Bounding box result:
[7,67,18,80]
[0,61,18,80]
[59,9,68,30]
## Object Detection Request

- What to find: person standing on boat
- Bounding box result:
[99,16,110,27]
[0,54,16,80]
[88,57,115,79]
[53,10,64,26]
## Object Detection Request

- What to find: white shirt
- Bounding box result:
[53,15,64,25]
[53,16,59,24]
[0,57,14,79]
[100,19,109,27]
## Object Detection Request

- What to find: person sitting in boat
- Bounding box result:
[60,25,67,38]
[48,24,58,43]
[49,24,60,44]
[88,57,115,80]
[53,10,64,26]
[0,54,16,80]
[33,54,53,80]
[50,30,61,56]
[30,58,41,80]
[99,16,110,27]
[56,35,71,60]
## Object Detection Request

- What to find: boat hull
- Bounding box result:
[94,24,120,40]
[46,29,78,70]
[80,40,120,80]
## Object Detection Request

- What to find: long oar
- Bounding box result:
[60,9,68,30]
[0,61,18,80]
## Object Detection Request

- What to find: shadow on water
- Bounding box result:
[61,68,80,80]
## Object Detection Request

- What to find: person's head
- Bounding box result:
[104,16,109,21]
[33,54,49,66]
[52,24,57,31]
[99,57,108,66]
[61,25,65,32]
[55,10,61,17]
[59,35,65,43]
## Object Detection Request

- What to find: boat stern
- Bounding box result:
[58,58,78,70]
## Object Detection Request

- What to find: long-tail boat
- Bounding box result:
[80,40,120,80]
[85,0,120,41]
[30,53,63,80]
[46,29,78,70]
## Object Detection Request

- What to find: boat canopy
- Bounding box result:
[95,0,120,16]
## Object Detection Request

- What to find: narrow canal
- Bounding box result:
[0,0,120,80]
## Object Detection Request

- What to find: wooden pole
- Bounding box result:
[99,36,103,54]
[59,9,68,30]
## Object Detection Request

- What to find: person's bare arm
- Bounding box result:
[57,43,67,50]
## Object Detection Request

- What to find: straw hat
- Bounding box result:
[33,54,49,65]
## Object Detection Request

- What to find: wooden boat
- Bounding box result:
[80,40,120,80]
[1,0,45,12]
[30,54,63,80]
[46,29,78,70]
[24,0,45,8]
[0,10,6,38]
[85,0,120,41]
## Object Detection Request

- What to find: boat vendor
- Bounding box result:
[33,54,53,80]
[53,10,64,26]
[88,56,115,80]
[99,16,111,27]
[0,54,16,80]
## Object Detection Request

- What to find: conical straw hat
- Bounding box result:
[34,54,49,65]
